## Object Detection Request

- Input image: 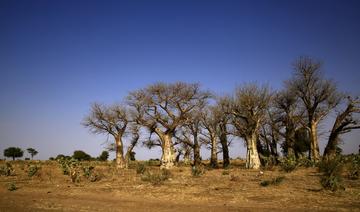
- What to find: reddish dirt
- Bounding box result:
[0,160,359,211]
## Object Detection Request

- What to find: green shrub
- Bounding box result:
[82,165,100,182]
[346,155,360,180]
[141,169,171,185]
[0,163,13,176]
[191,165,205,177]
[297,157,316,168]
[260,176,285,187]
[27,165,40,177]
[7,182,17,191]
[280,156,297,172]
[136,163,147,174]
[318,157,344,191]
[222,170,230,175]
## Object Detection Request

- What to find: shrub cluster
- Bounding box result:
[141,169,171,185]
[260,176,285,187]
[318,157,344,191]
[0,162,14,176]
[191,165,206,177]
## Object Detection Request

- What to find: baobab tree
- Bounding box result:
[231,84,272,169]
[287,57,342,162]
[324,96,360,158]
[127,82,210,169]
[82,103,129,169]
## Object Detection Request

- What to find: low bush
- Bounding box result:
[346,154,359,180]
[136,163,147,174]
[191,165,205,177]
[318,157,344,191]
[27,165,40,177]
[280,156,297,172]
[260,176,285,187]
[0,163,14,176]
[82,165,101,182]
[141,169,171,185]
[222,170,230,175]
[7,182,17,191]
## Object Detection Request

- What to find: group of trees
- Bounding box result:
[83,57,360,170]
[3,147,38,160]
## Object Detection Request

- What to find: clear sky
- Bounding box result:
[1,0,359,160]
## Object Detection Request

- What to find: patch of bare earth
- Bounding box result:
[0,160,359,211]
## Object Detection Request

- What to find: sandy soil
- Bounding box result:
[0,160,359,211]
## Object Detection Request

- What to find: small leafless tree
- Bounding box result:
[231,84,272,169]
[82,103,129,169]
[287,56,342,161]
[324,96,360,158]
[127,82,210,169]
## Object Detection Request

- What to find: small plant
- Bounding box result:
[82,165,100,182]
[260,176,285,187]
[191,165,205,177]
[141,169,171,185]
[297,157,316,168]
[136,163,147,174]
[346,154,359,180]
[280,156,297,172]
[222,170,230,175]
[0,162,14,176]
[27,165,40,177]
[318,157,344,191]
[7,182,17,191]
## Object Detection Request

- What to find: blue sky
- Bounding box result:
[1,0,359,160]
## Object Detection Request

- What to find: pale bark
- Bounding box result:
[209,132,218,168]
[309,122,320,161]
[245,133,261,169]
[115,136,126,169]
[160,133,175,169]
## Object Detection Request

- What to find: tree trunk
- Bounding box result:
[115,136,126,169]
[309,121,320,162]
[219,131,230,168]
[183,148,191,165]
[210,133,218,168]
[160,133,175,169]
[193,136,201,168]
[12,156,15,161]
[245,133,261,169]
[285,126,295,158]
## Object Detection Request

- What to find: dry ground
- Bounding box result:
[0,160,359,211]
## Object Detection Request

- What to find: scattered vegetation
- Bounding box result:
[0,162,14,176]
[27,165,40,177]
[260,176,285,187]
[141,169,171,185]
[318,157,344,191]
[346,154,359,180]
[280,156,298,172]
[7,182,17,191]
[136,163,147,174]
[191,165,206,177]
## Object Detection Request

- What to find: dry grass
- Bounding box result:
[0,159,359,211]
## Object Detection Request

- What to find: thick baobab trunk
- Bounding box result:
[115,136,126,169]
[160,133,175,169]
[245,134,261,169]
[220,131,230,168]
[210,133,218,168]
[323,136,338,159]
[309,122,320,162]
